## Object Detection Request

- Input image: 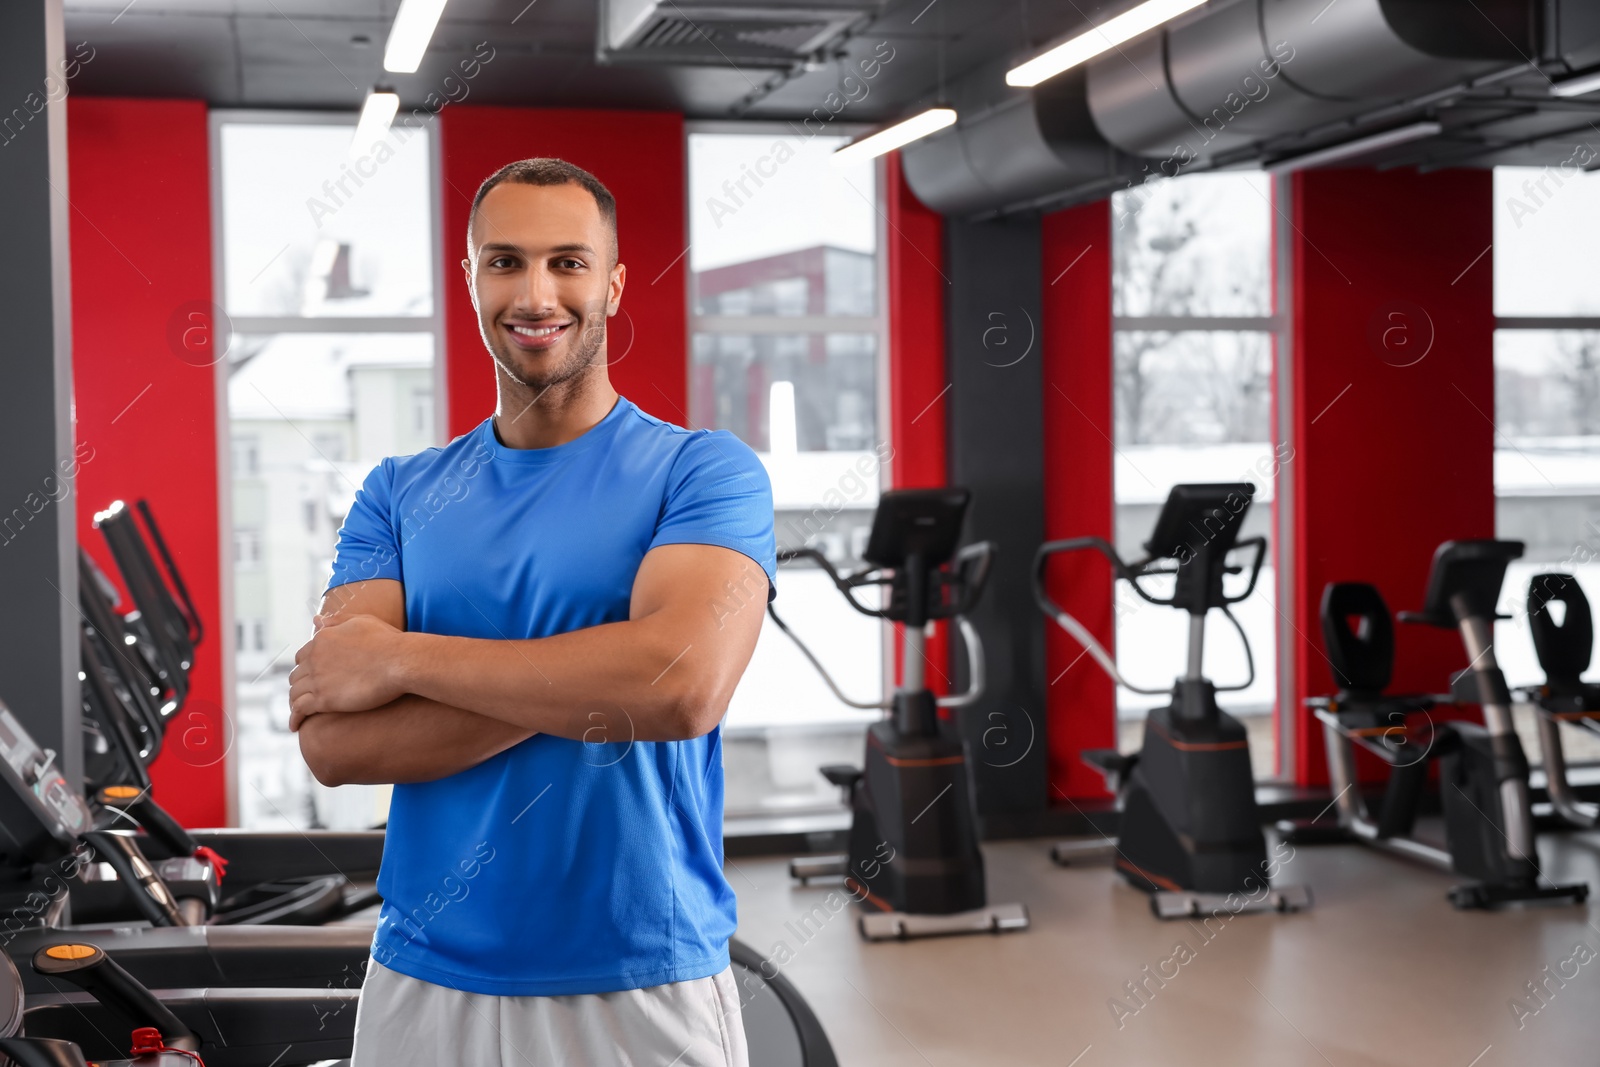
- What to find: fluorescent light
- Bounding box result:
[1007,0,1207,87]
[1552,69,1600,98]
[832,108,957,166]
[383,0,450,73]
[1266,121,1443,172]
[769,382,797,456]
[351,90,399,156]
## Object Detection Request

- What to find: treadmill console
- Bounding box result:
[0,703,90,867]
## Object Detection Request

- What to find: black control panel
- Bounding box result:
[0,704,90,868]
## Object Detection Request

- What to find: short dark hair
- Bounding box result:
[468,158,618,266]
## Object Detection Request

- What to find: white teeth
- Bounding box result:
[510,323,564,338]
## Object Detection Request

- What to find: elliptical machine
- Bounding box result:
[1524,572,1600,829]
[1290,540,1587,909]
[774,488,1029,940]
[1033,483,1311,918]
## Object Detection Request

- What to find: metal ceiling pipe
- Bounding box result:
[1089,0,1533,162]
[900,68,1146,217]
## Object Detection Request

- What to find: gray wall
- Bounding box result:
[0,0,81,782]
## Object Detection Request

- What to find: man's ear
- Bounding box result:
[608,262,626,315]
[461,257,478,309]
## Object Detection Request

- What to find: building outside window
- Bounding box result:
[1110,171,1282,779]
[215,114,441,830]
[687,129,886,819]
[1492,165,1600,767]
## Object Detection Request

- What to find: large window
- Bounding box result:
[1493,166,1600,766]
[687,129,886,819]
[215,114,441,830]
[1110,172,1281,779]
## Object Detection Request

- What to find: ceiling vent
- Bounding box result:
[598,0,879,67]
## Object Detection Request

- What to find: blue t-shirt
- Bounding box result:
[326,396,776,996]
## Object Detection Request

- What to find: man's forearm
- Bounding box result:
[298,695,534,786]
[392,615,730,743]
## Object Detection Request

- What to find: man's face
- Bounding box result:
[463,182,624,392]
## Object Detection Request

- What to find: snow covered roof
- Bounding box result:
[1497,438,1600,496]
[1114,438,1600,502]
[757,451,882,511]
[1115,443,1279,506]
[229,334,431,421]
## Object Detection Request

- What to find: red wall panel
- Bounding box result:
[1289,168,1496,785]
[885,152,946,492]
[884,152,950,693]
[436,108,687,436]
[68,98,228,827]
[1041,200,1118,801]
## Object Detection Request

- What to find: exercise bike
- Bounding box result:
[1288,540,1588,909]
[775,488,1029,941]
[1523,572,1600,829]
[1034,483,1312,919]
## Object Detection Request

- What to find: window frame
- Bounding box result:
[684,119,885,382]
[1112,169,1292,781]
[209,109,448,823]
[684,122,896,820]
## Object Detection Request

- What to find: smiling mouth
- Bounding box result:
[507,322,569,339]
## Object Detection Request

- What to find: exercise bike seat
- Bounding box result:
[1313,696,1456,766]
[1316,691,1439,729]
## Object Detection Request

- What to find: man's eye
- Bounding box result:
[557,258,585,270]
[489,256,515,268]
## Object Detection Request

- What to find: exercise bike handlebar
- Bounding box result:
[774,547,892,620]
[1032,534,1265,696]
[1033,535,1266,610]
[1227,536,1269,605]
[768,544,991,710]
[1031,540,1171,696]
[775,541,997,622]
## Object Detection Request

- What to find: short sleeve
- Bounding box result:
[650,431,777,601]
[328,459,404,592]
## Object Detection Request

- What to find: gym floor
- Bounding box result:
[732,829,1600,1066]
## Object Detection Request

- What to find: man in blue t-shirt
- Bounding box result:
[289,157,774,1067]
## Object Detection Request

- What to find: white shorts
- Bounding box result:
[350,961,749,1067]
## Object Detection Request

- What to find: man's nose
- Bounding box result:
[514,266,559,311]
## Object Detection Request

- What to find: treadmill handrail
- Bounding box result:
[136,500,204,649]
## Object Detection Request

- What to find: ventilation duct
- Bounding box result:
[900,68,1145,217]
[903,0,1538,216]
[1087,0,1533,163]
[598,0,879,67]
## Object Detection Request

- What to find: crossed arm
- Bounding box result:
[293,543,769,787]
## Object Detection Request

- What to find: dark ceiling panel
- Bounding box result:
[62,0,1103,120]
[59,0,1600,187]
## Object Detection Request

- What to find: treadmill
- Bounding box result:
[84,503,385,924]
[0,697,361,1064]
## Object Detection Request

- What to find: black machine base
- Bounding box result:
[1448,880,1589,910]
[838,700,987,917]
[1115,690,1271,897]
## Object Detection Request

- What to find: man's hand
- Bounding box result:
[295,579,538,786]
[289,612,408,728]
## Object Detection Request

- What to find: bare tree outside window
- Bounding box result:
[1111,175,1271,445]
